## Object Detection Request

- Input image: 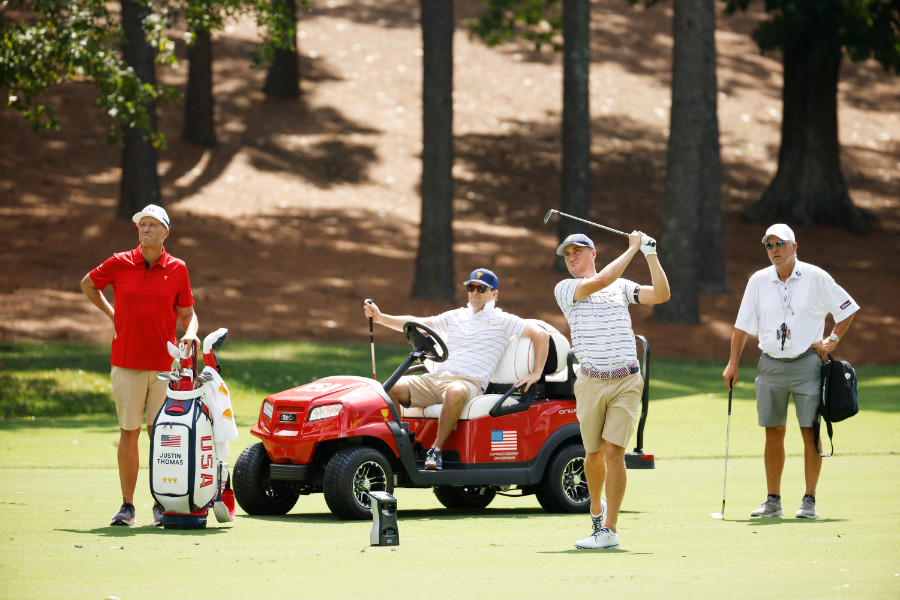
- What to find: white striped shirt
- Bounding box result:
[555,277,639,371]
[430,301,527,390]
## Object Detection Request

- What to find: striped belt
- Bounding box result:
[765,348,817,363]
[580,361,640,380]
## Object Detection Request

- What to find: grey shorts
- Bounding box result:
[755,352,821,428]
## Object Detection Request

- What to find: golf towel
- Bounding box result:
[201,366,239,458]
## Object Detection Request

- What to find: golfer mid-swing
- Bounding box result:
[555,232,669,549]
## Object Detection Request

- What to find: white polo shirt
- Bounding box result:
[555,277,640,371]
[734,259,859,359]
[430,301,527,390]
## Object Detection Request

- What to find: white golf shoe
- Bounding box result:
[575,527,619,550]
[575,498,619,549]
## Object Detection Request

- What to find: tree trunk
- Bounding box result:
[118,0,160,219]
[557,0,591,270]
[654,0,723,323]
[743,17,868,233]
[183,27,217,147]
[264,0,300,98]
[412,0,455,302]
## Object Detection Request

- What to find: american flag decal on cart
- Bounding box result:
[490,430,517,452]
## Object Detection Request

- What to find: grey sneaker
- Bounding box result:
[424,447,442,470]
[110,502,136,526]
[750,496,784,517]
[795,495,818,519]
[152,502,164,526]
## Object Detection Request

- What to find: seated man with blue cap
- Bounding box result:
[364,268,549,470]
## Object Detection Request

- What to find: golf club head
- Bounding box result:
[167,341,181,360]
[710,512,724,519]
[203,327,228,354]
[543,209,557,224]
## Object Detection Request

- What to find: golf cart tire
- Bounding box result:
[323,446,394,520]
[233,442,301,516]
[433,485,497,510]
[535,441,590,513]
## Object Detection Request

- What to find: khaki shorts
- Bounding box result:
[403,372,482,409]
[574,371,643,452]
[111,366,168,431]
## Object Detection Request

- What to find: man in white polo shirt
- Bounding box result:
[723,224,859,520]
[555,231,670,550]
[364,268,549,470]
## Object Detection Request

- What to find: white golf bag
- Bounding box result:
[150,388,219,527]
[150,330,237,529]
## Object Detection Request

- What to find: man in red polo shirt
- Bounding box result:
[81,204,199,526]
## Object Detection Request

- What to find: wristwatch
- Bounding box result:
[828,333,840,343]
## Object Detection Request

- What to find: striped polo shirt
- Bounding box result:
[430,301,527,390]
[555,277,639,371]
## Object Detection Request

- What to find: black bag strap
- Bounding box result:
[814,413,835,458]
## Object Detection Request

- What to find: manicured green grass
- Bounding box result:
[0,341,898,599]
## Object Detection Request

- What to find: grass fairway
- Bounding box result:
[1,342,898,599]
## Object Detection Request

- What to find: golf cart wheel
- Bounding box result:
[233,442,300,515]
[434,485,497,510]
[535,441,590,513]
[323,446,394,520]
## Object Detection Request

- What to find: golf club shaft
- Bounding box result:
[366,300,377,380]
[720,386,733,516]
[544,209,629,238]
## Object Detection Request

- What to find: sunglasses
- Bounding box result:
[466,284,490,293]
[764,240,789,250]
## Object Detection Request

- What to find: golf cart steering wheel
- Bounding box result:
[403,322,449,363]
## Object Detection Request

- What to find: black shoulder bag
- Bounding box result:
[814,354,859,457]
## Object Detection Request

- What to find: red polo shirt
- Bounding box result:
[90,246,195,371]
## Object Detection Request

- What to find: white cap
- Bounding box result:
[132,204,170,230]
[761,223,795,243]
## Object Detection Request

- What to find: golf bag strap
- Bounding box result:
[813,415,834,458]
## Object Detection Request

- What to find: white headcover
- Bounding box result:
[490,320,569,384]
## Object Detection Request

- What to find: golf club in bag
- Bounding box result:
[150,328,238,529]
[711,386,733,519]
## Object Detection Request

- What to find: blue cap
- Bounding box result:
[464,268,499,290]
[556,233,595,256]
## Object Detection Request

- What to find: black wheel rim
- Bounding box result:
[562,457,589,505]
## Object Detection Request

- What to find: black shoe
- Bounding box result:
[110,502,135,526]
[152,502,164,526]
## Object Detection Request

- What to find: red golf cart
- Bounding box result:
[233,321,653,520]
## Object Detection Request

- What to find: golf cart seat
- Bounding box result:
[401,320,570,421]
